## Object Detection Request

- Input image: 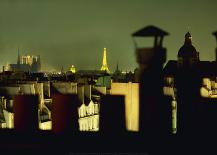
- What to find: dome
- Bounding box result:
[178,32,198,59]
[178,44,197,58]
[69,65,76,73]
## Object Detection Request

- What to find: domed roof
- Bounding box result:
[178,44,197,58]
[178,32,198,58]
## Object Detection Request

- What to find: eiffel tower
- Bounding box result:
[100,48,110,73]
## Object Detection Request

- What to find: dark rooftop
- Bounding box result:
[163,60,217,77]
[77,70,109,77]
[163,60,177,76]
[132,25,169,37]
[199,61,217,76]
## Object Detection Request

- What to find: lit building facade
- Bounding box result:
[77,85,101,131]
[3,49,41,73]
[78,100,99,131]
[69,65,76,73]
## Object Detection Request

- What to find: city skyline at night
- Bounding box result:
[1,1,217,154]
[0,0,217,72]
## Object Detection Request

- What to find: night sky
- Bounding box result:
[0,0,216,72]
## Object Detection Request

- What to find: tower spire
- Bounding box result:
[185,32,192,45]
[100,47,110,73]
[17,48,20,65]
[116,61,119,71]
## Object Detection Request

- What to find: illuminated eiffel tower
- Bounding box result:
[100,48,110,73]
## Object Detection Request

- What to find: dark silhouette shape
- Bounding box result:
[100,95,126,133]
[213,31,217,40]
[2,28,217,154]
[132,25,170,135]
[51,94,79,134]
[199,98,217,135]
[213,31,217,61]
[164,60,217,135]
[178,32,199,68]
[175,32,202,135]
[133,25,169,48]
[13,95,39,133]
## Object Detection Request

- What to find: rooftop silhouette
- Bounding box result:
[0,25,217,154]
[132,25,169,37]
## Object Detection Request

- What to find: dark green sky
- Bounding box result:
[0,0,216,72]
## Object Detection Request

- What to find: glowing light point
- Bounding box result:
[69,65,76,73]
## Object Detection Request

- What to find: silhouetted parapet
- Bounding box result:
[100,95,126,134]
[14,95,39,133]
[51,94,79,134]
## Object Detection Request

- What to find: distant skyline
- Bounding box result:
[0,0,216,72]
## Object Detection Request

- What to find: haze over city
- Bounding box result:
[0,0,216,71]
